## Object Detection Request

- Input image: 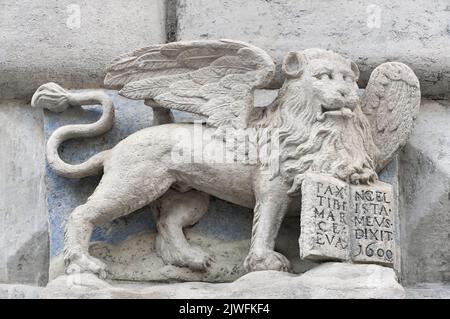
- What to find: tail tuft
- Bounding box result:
[32,82,71,113]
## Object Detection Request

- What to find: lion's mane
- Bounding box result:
[251,78,380,190]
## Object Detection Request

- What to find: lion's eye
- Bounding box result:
[317,73,331,80]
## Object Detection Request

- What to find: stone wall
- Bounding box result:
[0,0,449,297]
[176,0,450,99]
[0,0,167,289]
[399,100,450,285]
[0,102,47,286]
[0,0,167,99]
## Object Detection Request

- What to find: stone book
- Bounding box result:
[299,173,397,267]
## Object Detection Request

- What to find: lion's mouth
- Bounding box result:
[317,105,354,122]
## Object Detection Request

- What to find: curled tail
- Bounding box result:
[32,83,114,178]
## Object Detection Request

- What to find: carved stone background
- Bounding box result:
[0,0,449,298]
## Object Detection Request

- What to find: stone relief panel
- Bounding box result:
[31,40,421,284]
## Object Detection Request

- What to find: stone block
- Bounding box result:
[405,284,450,299]
[40,263,405,299]
[0,101,48,286]
[176,0,450,98]
[399,100,450,285]
[300,173,398,268]
[300,174,350,261]
[351,182,396,266]
[0,284,42,299]
[0,0,167,99]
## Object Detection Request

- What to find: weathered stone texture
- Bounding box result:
[406,284,450,299]
[300,173,398,268]
[41,263,405,299]
[351,182,396,266]
[0,101,48,286]
[399,100,450,285]
[0,0,167,99]
[300,174,350,261]
[176,0,450,98]
[0,283,43,299]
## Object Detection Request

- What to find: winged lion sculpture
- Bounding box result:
[32,40,421,278]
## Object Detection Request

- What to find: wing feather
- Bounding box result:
[362,62,421,170]
[105,39,275,128]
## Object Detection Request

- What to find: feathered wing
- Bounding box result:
[362,62,421,171]
[105,40,276,128]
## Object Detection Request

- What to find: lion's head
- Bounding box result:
[282,49,361,122]
[255,48,380,194]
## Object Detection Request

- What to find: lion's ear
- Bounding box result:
[282,52,304,78]
[351,61,360,81]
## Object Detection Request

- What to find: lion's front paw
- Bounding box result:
[336,167,378,185]
[349,167,378,185]
[244,250,291,273]
[65,254,108,280]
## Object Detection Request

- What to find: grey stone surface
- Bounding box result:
[378,158,402,274]
[48,212,312,283]
[176,0,450,98]
[0,283,43,299]
[41,263,405,299]
[89,232,249,283]
[0,0,167,99]
[399,100,450,285]
[405,284,450,299]
[94,216,315,282]
[300,174,351,261]
[0,101,48,286]
[351,182,396,266]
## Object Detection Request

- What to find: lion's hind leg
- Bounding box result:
[64,200,110,279]
[64,174,174,279]
[154,189,213,271]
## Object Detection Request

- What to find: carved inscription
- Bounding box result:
[299,174,350,261]
[300,173,397,267]
[350,183,395,265]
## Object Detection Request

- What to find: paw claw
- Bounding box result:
[349,168,377,185]
[65,254,108,279]
[244,250,291,273]
[156,235,214,271]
